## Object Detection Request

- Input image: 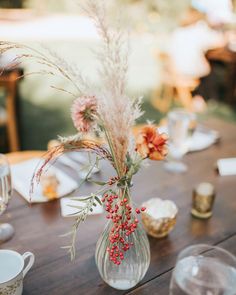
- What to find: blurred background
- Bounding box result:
[0,0,236,152]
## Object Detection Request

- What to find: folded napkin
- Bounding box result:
[217,158,236,176]
[159,125,219,152]
[11,158,78,203]
[60,196,104,217]
[58,152,99,179]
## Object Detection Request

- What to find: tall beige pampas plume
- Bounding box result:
[84,0,143,177]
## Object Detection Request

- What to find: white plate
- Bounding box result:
[11,158,78,203]
[158,125,219,152]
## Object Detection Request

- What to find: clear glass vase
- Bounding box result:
[95,215,150,290]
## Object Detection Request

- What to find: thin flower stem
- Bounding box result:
[103,127,122,178]
[4,42,82,94]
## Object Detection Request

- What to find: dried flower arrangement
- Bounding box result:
[0,0,168,265]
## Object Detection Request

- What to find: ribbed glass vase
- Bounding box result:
[95,215,150,290]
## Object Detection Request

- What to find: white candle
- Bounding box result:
[142,198,178,219]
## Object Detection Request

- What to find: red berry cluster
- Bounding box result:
[101,193,146,265]
[108,176,119,186]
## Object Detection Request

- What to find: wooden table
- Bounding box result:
[2,118,236,295]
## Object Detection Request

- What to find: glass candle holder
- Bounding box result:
[141,198,178,238]
[40,171,60,201]
[191,182,215,219]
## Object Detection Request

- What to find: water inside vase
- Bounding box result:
[95,218,150,290]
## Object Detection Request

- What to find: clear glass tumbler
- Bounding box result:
[0,154,14,244]
[169,244,236,295]
[164,109,195,173]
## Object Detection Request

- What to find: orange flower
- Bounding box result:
[135,125,168,160]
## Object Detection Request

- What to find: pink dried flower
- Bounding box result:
[71,96,97,132]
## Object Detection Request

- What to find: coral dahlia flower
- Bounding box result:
[135,125,168,160]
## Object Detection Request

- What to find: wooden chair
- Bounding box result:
[152,52,200,113]
[206,47,236,105]
[0,69,22,152]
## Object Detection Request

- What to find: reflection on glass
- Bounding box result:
[170,244,236,295]
[0,154,14,244]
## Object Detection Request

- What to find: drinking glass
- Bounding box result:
[170,244,236,295]
[164,109,195,173]
[0,154,14,244]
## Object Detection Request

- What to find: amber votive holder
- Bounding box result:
[142,213,177,238]
[191,182,215,219]
[141,198,178,238]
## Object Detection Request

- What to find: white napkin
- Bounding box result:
[58,152,99,179]
[11,158,78,203]
[188,128,219,152]
[159,125,219,152]
[217,158,236,176]
[60,196,104,218]
[67,151,100,174]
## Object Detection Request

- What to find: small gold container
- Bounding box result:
[141,198,178,238]
[191,182,215,219]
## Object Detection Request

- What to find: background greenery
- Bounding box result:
[0,0,235,151]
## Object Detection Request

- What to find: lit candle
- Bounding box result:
[191,182,215,219]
